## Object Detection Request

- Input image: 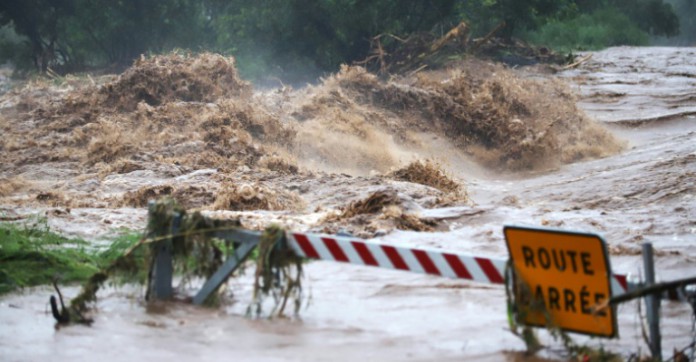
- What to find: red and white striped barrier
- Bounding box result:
[612,274,629,296]
[288,232,506,284]
[287,232,633,297]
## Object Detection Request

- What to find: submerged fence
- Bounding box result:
[146,204,696,360]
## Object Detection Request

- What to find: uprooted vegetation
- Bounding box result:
[4,52,294,175]
[320,190,437,238]
[2,51,621,175]
[212,182,305,211]
[99,53,252,111]
[388,160,467,202]
[357,21,569,76]
[53,199,304,324]
[64,199,244,320]
[294,64,623,171]
[340,190,403,219]
[0,219,141,295]
[121,184,217,209]
[0,51,622,218]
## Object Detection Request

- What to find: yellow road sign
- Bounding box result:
[504,226,617,337]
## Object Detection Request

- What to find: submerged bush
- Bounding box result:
[0,219,140,295]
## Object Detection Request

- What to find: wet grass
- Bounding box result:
[0,218,141,295]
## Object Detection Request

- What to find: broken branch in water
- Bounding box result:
[51,279,93,327]
[563,54,593,70]
[50,280,70,325]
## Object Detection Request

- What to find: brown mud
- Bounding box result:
[0,51,621,234]
[289,63,621,172]
[1,47,695,361]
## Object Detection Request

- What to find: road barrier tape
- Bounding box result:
[286,232,648,298]
[288,232,507,284]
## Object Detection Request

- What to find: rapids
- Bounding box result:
[1,46,695,361]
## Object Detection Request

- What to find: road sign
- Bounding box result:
[504,226,617,337]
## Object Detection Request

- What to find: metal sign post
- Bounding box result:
[642,242,662,360]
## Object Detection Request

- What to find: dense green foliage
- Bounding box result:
[212,0,459,81]
[457,0,578,39]
[0,0,211,72]
[0,0,686,81]
[0,220,141,295]
[661,0,696,45]
[525,0,683,50]
[576,0,680,35]
[526,8,650,52]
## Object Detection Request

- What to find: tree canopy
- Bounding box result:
[0,0,684,81]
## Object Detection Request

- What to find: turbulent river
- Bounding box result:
[1,46,695,361]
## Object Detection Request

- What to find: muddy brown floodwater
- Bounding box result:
[1,46,695,361]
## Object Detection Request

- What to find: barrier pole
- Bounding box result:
[193,240,258,305]
[148,205,179,301]
[643,242,662,360]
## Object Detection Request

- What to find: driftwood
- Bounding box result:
[356,22,474,76]
[407,64,428,77]
[355,20,566,76]
[470,21,506,53]
[430,22,469,53]
[562,53,593,70]
[354,34,405,75]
